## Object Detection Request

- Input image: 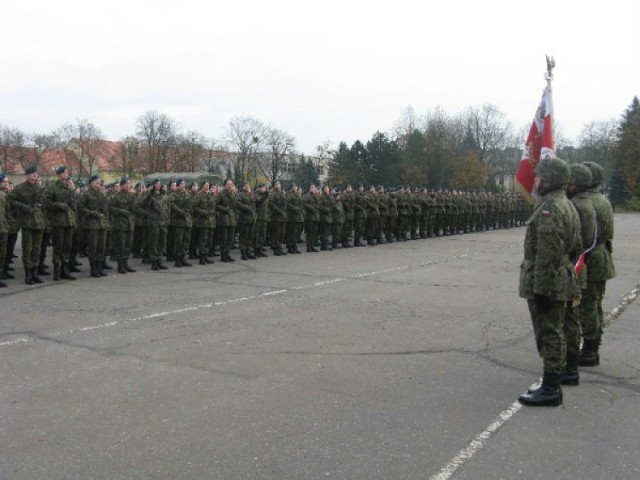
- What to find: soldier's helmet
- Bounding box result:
[569,164,592,187]
[582,161,604,187]
[535,157,570,184]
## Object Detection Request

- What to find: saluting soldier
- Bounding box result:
[253,182,270,257]
[331,189,345,249]
[170,178,193,267]
[217,179,237,262]
[236,181,257,260]
[268,180,288,256]
[192,180,216,264]
[145,178,172,271]
[340,184,354,248]
[45,166,78,281]
[353,184,367,247]
[364,185,379,246]
[318,185,334,251]
[385,188,398,243]
[109,177,137,274]
[78,175,110,278]
[303,185,320,253]
[9,166,47,284]
[285,184,304,254]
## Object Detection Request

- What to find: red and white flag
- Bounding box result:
[515,84,555,204]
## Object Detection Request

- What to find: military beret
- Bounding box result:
[88,174,100,183]
[76,179,86,187]
[120,176,129,185]
[25,165,38,175]
[257,182,267,188]
[200,179,210,188]
[55,165,67,175]
[357,183,363,189]
[151,177,161,185]
[0,173,6,182]
[176,177,183,184]
[134,182,142,189]
[189,181,197,189]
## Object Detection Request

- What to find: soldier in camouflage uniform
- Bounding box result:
[385,188,398,243]
[341,184,354,248]
[217,179,238,262]
[268,180,288,256]
[579,162,616,367]
[45,166,78,281]
[236,181,257,260]
[318,185,334,251]
[192,181,216,264]
[145,178,172,271]
[518,158,581,407]
[285,184,304,254]
[253,183,270,257]
[563,164,596,385]
[0,174,10,287]
[353,184,367,246]
[78,175,111,278]
[170,178,193,267]
[303,185,320,253]
[109,177,137,274]
[331,189,345,249]
[10,166,48,284]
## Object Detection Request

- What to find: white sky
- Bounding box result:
[1,0,638,154]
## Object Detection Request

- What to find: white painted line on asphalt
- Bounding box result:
[428,400,523,480]
[0,338,28,347]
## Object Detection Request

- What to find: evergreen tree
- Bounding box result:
[614,96,640,199]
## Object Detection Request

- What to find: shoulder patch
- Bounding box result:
[541,210,553,220]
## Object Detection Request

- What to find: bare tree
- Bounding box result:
[136,111,178,173]
[118,136,142,178]
[74,118,104,176]
[260,127,296,185]
[578,119,618,165]
[224,116,266,184]
[0,125,28,172]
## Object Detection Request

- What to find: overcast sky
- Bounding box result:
[1,0,638,155]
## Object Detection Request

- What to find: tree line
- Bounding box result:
[1,97,639,207]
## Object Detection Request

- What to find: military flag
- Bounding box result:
[515,57,555,204]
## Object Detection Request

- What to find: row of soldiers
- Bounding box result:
[0,165,529,287]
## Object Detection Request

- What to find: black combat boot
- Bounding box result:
[101,260,113,270]
[560,355,580,386]
[241,249,248,260]
[37,264,50,276]
[0,269,12,280]
[60,264,77,280]
[226,251,235,262]
[118,259,128,274]
[157,259,168,270]
[25,269,35,285]
[68,260,81,273]
[292,246,302,254]
[90,260,101,278]
[518,372,562,407]
[151,260,160,271]
[180,256,192,267]
[174,258,183,268]
[32,268,44,284]
[53,263,61,281]
[273,247,282,256]
[247,249,257,259]
[97,262,108,276]
[124,259,136,272]
[220,252,229,263]
[578,339,600,367]
[199,254,207,265]
[0,279,6,287]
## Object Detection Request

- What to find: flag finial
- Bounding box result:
[545,55,555,81]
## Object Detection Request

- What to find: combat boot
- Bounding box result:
[292,246,302,254]
[199,254,207,265]
[118,259,128,274]
[25,269,35,285]
[151,260,160,271]
[101,260,113,270]
[68,261,81,273]
[560,355,580,386]
[0,269,13,279]
[157,259,168,270]
[0,279,6,287]
[247,249,257,259]
[174,258,183,268]
[60,264,77,280]
[180,256,192,267]
[518,372,562,407]
[90,260,101,278]
[97,263,108,276]
[241,249,248,260]
[31,268,44,284]
[37,264,50,276]
[225,251,236,262]
[124,259,136,272]
[578,339,600,367]
[53,263,61,281]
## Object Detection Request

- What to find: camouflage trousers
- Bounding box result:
[171,227,191,258]
[304,220,318,248]
[353,218,365,243]
[21,228,45,270]
[286,222,302,248]
[342,219,354,244]
[579,281,606,343]
[270,221,286,248]
[194,227,213,256]
[564,303,581,362]
[146,224,167,262]
[0,233,7,273]
[51,226,75,265]
[527,298,566,374]
[254,220,267,250]
[86,228,107,262]
[385,216,396,241]
[218,226,235,253]
[331,221,343,245]
[111,229,133,260]
[238,222,255,250]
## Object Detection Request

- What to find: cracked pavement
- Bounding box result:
[1,215,639,480]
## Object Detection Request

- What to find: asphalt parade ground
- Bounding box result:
[1,215,639,480]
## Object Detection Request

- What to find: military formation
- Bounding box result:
[0,167,530,288]
[517,159,616,407]
[1,162,617,410]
